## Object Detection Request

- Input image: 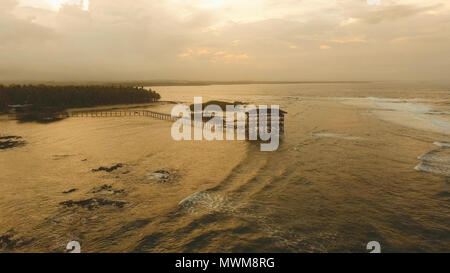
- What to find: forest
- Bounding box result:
[0,85,161,112]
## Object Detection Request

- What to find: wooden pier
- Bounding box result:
[68,110,177,121]
[65,109,285,135]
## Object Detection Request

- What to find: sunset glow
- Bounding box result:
[20,0,89,11]
[6,0,450,82]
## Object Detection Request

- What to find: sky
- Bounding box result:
[0,0,449,82]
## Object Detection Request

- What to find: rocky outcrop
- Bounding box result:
[92,163,123,173]
[60,198,126,210]
[146,169,172,183]
[0,136,26,150]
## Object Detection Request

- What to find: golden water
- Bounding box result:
[0,82,449,252]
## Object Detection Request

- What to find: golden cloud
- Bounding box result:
[179,48,249,63]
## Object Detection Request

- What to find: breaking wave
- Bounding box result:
[415,147,450,176]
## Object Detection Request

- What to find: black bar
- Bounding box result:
[0,253,443,272]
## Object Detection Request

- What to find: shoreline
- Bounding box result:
[66,101,177,113]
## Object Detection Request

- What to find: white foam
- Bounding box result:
[178,191,226,212]
[434,142,450,148]
[415,149,450,176]
[419,151,450,164]
[415,162,450,176]
[340,97,450,135]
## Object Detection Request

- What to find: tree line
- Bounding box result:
[0,85,161,112]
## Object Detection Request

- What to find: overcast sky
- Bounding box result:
[1,0,449,82]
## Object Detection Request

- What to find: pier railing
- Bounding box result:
[68,110,177,121]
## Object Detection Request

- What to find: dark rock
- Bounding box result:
[435,191,450,199]
[92,184,112,193]
[60,198,126,210]
[63,188,78,194]
[147,169,171,183]
[0,230,34,250]
[0,136,21,140]
[92,184,125,194]
[52,155,73,160]
[92,163,123,173]
[155,170,170,175]
[0,234,17,250]
[0,136,26,150]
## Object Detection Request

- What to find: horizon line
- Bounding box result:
[1,79,376,87]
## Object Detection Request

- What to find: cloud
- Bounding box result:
[178,48,249,63]
[0,1,55,46]
[340,17,359,26]
[329,37,367,44]
[360,4,445,24]
[0,0,449,81]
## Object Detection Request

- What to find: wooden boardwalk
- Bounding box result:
[68,110,177,121]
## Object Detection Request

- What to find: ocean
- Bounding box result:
[1,82,449,252]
